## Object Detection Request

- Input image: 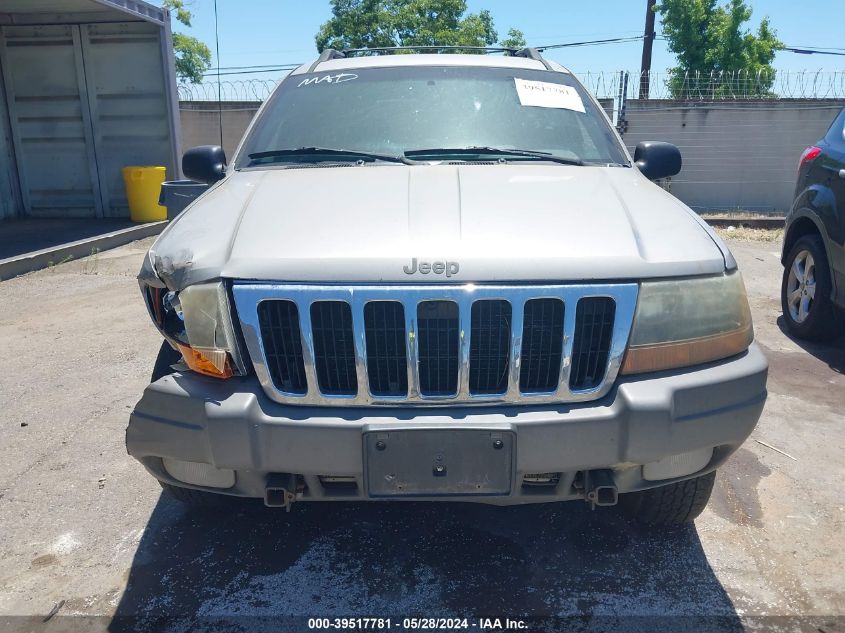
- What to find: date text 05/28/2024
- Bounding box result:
[307,617,528,630]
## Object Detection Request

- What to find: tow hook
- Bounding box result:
[265,473,300,511]
[584,469,619,509]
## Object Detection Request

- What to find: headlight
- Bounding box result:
[143,281,245,378]
[144,285,187,344]
[621,271,753,374]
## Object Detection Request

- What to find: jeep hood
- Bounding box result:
[144,165,732,289]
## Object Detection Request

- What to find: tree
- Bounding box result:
[316,0,525,53]
[162,0,212,84]
[500,28,527,51]
[655,0,782,98]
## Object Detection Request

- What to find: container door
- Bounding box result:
[0,56,22,221]
[0,25,103,218]
[80,22,174,217]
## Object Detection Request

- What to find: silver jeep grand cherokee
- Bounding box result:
[129,48,768,526]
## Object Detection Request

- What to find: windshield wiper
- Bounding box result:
[248,147,417,165]
[584,160,631,168]
[404,146,583,166]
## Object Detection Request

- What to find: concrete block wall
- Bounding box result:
[179,102,260,161]
[622,99,845,212]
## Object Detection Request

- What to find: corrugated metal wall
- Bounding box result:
[0,39,20,221]
[0,19,177,219]
[0,24,102,217]
[81,21,174,217]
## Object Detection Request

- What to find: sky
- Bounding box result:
[169,1,841,83]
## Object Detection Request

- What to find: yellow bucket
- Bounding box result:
[122,166,167,222]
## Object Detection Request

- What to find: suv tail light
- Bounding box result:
[798,146,822,172]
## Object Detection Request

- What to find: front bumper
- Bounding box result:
[127,344,768,505]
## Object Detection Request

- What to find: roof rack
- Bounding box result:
[311,45,554,71]
[340,45,519,56]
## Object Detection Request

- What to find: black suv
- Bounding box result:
[781,106,845,341]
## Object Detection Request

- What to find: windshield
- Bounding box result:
[236,65,628,168]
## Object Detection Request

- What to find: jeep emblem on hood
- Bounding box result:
[403,258,459,277]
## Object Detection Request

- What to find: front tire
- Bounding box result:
[781,234,841,341]
[620,471,716,526]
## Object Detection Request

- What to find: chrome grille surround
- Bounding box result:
[232,283,638,407]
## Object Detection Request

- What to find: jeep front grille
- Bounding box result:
[469,300,511,395]
[417,301,460,396]
[520,298,565,393]
[234,284,638,406]
[570,297,616,391]
[256,299,307,394]
[310,301,357,396]
[363,301,408,397]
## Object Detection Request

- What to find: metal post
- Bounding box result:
[616,71,629,137]
[614,70,624,127]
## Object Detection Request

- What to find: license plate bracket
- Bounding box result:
[364,429,514,497]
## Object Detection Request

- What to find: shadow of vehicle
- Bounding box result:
[110,494,741,632]
[776,315,845,375]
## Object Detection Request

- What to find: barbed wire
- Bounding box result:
[176,69,845,102]
[630,69,845,100]
[177,78,285,101]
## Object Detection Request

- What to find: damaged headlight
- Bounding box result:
[144,285,186,344]
[621,271,753,374]
[143,281,245,379]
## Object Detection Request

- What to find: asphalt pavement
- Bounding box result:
[0,238,842,632]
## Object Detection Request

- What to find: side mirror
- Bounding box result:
[182,145,226,184]
[634,141,682,180]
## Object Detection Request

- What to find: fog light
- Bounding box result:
[643,448,713,481]
[162,458,235,488]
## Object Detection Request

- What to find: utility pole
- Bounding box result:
[639,0,657,99]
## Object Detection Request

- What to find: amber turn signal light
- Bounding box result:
[621,324,753,375]
[176,343,234,379]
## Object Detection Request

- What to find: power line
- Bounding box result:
[201,66,300,77]
[651,35,845,56]
[196,37,651,79]
[783,47,845,57]
[783,45,845,52]
[192,37,845,83]
[209,64,301,71]
[536,36,646,51]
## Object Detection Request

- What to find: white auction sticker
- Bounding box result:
[514,78,586,113]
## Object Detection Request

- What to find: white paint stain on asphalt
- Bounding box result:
[51,532,80,555]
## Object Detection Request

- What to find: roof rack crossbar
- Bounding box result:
[309,45,554,70]
[341,45,518,56]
